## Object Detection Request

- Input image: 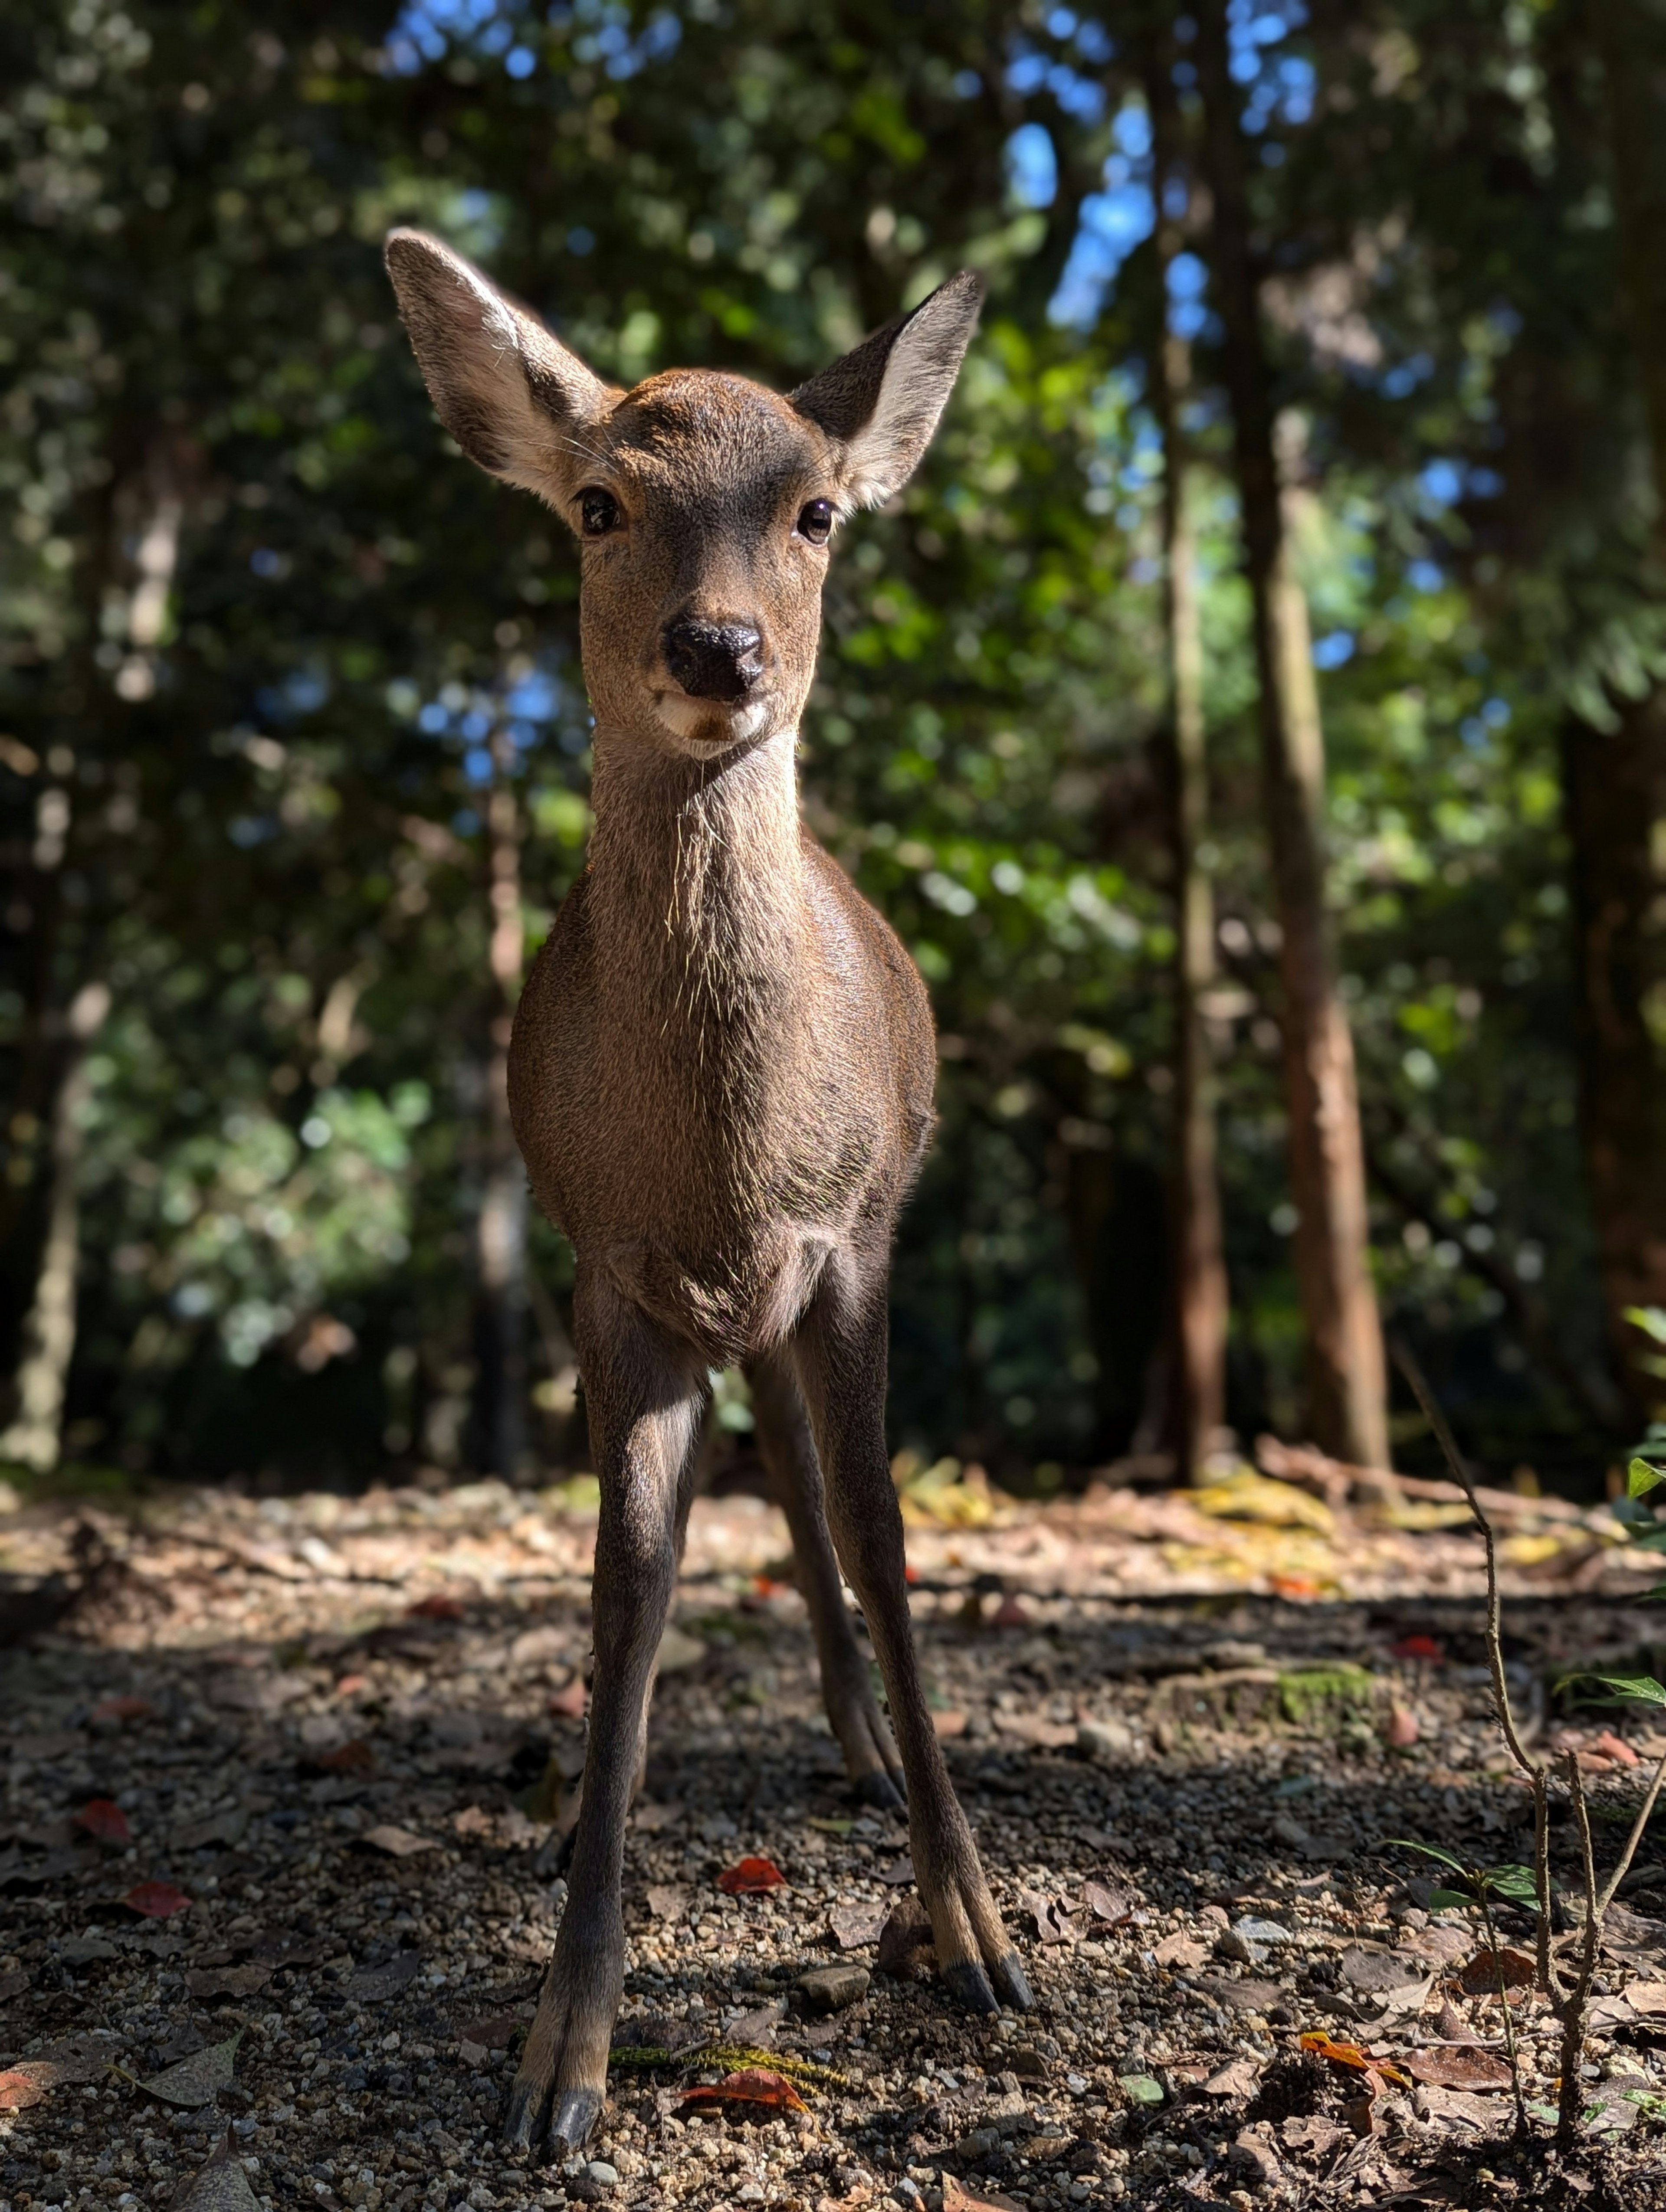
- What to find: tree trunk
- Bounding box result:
[0,982,109,1470]
[1577,0,1666,1407]
[1145,44,1229,1481]
[1561,695,1666,1408]
[471,724,530,1477]
[1196,2,1389,1467]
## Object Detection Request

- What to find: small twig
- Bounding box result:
[1597,1745,1666,1916]
[1532,1769,1563,2000]
[1392,1345,1537,1780]
[1476,1875,1530,2137]
[1557,1749,1602,2152]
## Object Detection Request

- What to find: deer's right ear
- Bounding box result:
[384,229,618,507]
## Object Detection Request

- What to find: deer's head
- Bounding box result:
[385,231,981,760]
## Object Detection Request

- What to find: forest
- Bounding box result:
[4,0,1666,1500]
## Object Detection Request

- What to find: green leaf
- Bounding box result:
[1624,1307,1666,1348]
[1386,1838,1471,1875]
[1118,2072,1165,2106]
[1558,1672,1666,1708]
[1482,1863,1540,1910]
[1628,1457,1666,1500]
[1428,1887,1475,1911]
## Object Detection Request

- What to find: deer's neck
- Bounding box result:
[585,730,807,1036]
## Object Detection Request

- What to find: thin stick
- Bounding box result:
[1597,1746,1666,1916]
[1477,1873,1529,2137]
[1392,1343,1537,1777]
[1556,1749,1602,2153]
[1532,1769,1562,1999]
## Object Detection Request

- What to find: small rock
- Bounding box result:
[1386,1703,1419,1748]
[1232,1917,1292,1946]
[797,1962,871,2014]
[1007,2045,1049,2078]
[583,2163,618,2190]
[953,2127,1000,2162]
[1077,1719,1135,1763]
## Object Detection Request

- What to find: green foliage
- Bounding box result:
[0,0,1657,1482]
[1556,1672,1666,1711]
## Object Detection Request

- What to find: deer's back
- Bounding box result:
[508,829,935,1362]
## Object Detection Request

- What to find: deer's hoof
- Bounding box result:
[993,1949,1033,2009]
[940,1957,1000,2014]
[501,2076,603,2160]
[549,2086,604,2153]
[855,1766,906,1813]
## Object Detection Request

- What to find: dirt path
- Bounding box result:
[2,1476,1665,2211]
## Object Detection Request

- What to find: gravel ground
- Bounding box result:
[3,1475,1666,2212]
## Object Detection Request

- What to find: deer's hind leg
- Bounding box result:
[747,1351,905,1812]
[791,1256,1032,2016]
[504,1272,707,2158]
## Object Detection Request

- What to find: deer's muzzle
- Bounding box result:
[662,617,765,704]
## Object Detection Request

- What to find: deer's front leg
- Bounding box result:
[748,1352,905,1810]
[794,1260,1032,2016]
[504,1279,705,2158]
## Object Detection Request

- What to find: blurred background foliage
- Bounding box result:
[3,0,1663,1495]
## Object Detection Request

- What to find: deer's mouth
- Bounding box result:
[650,687,776,754]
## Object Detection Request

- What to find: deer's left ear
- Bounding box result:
[385,229,620,507]
[789,272,983,509]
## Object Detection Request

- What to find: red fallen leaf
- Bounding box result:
[1390,1634,1445,1663]
[1271,1573,1322,1600]
[751,1574,792,1598]
[717,1855,786,1895]
[408,1594,466,1620]
[316,1739,375,1773]
[548,1678,587,1718]
[678,2066,807,2114]
[122,1880,191,1918]
[75,1799,131,1845]
[0,2069,48,2111]
[1593,1729,1640,1768]
[91,1695,154,1724]
[904,1564,919,1586]
[335,1673,371,1698]
[1299,2031,1410,2089]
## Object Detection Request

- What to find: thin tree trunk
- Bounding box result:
[472,723,530,1477]
[1145,44,1229,1481]
[1574,0,1666,1406]
[0,982,110,1470]
[1561,695,1666,1407]
[1196,3,1389,1468]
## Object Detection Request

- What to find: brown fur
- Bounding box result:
[385,230,1030,2160]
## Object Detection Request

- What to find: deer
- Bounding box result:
[385,228,1033,2160]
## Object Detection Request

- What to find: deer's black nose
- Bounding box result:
[662,618,764,704]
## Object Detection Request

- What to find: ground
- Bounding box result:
[2,1462,1666,2212]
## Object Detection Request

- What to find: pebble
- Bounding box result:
[796,1961,871,2014]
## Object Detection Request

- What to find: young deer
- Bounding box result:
[386,229,1032,2157]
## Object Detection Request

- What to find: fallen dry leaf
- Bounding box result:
[186,1964,272,2002]
[1458,1947,1535,1997]
[75,1798,131,1845]
[1385,1704,1420,1748]
[314,1739,375,1773]
[357,1824,436,1859]
[345,1951,422,2001]
[1299,2032,1410,2089]
[455,2013,523,2050]
[122,1880,190,1918]
[1082,1878,1133,1925]
[407,1593,465,1620]
[452,1806,493,1839]
[876,1898,935,1980]
[1403,2046,1514,2091]
[942,2179,1025,2212]
[646,1882,689,1921]
[132,2030,242,2107]
[678,2065,806,2113]
[716,1855,785,1895]
[829,1900,887,1950]
[174,2130,261,2212]
[1625,1980,1666,2016]
[1018,1889,1079,1944]
[0,2069,48,2111]
[90,1696,154,1724]
[876,1853,915,1887]
[1201,2057,1262,2098]
[931,1709,968,1738]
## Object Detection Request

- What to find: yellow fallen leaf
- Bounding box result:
[1500,1532,1569,1567]
[1192,1469,1336,1535]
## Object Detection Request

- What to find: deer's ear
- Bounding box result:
[384,229,618,506]
[790,271,983,509]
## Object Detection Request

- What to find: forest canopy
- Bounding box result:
[3,0,1664,1495]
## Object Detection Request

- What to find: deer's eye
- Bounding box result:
[580,488,620,537]
[796,499,833,546]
